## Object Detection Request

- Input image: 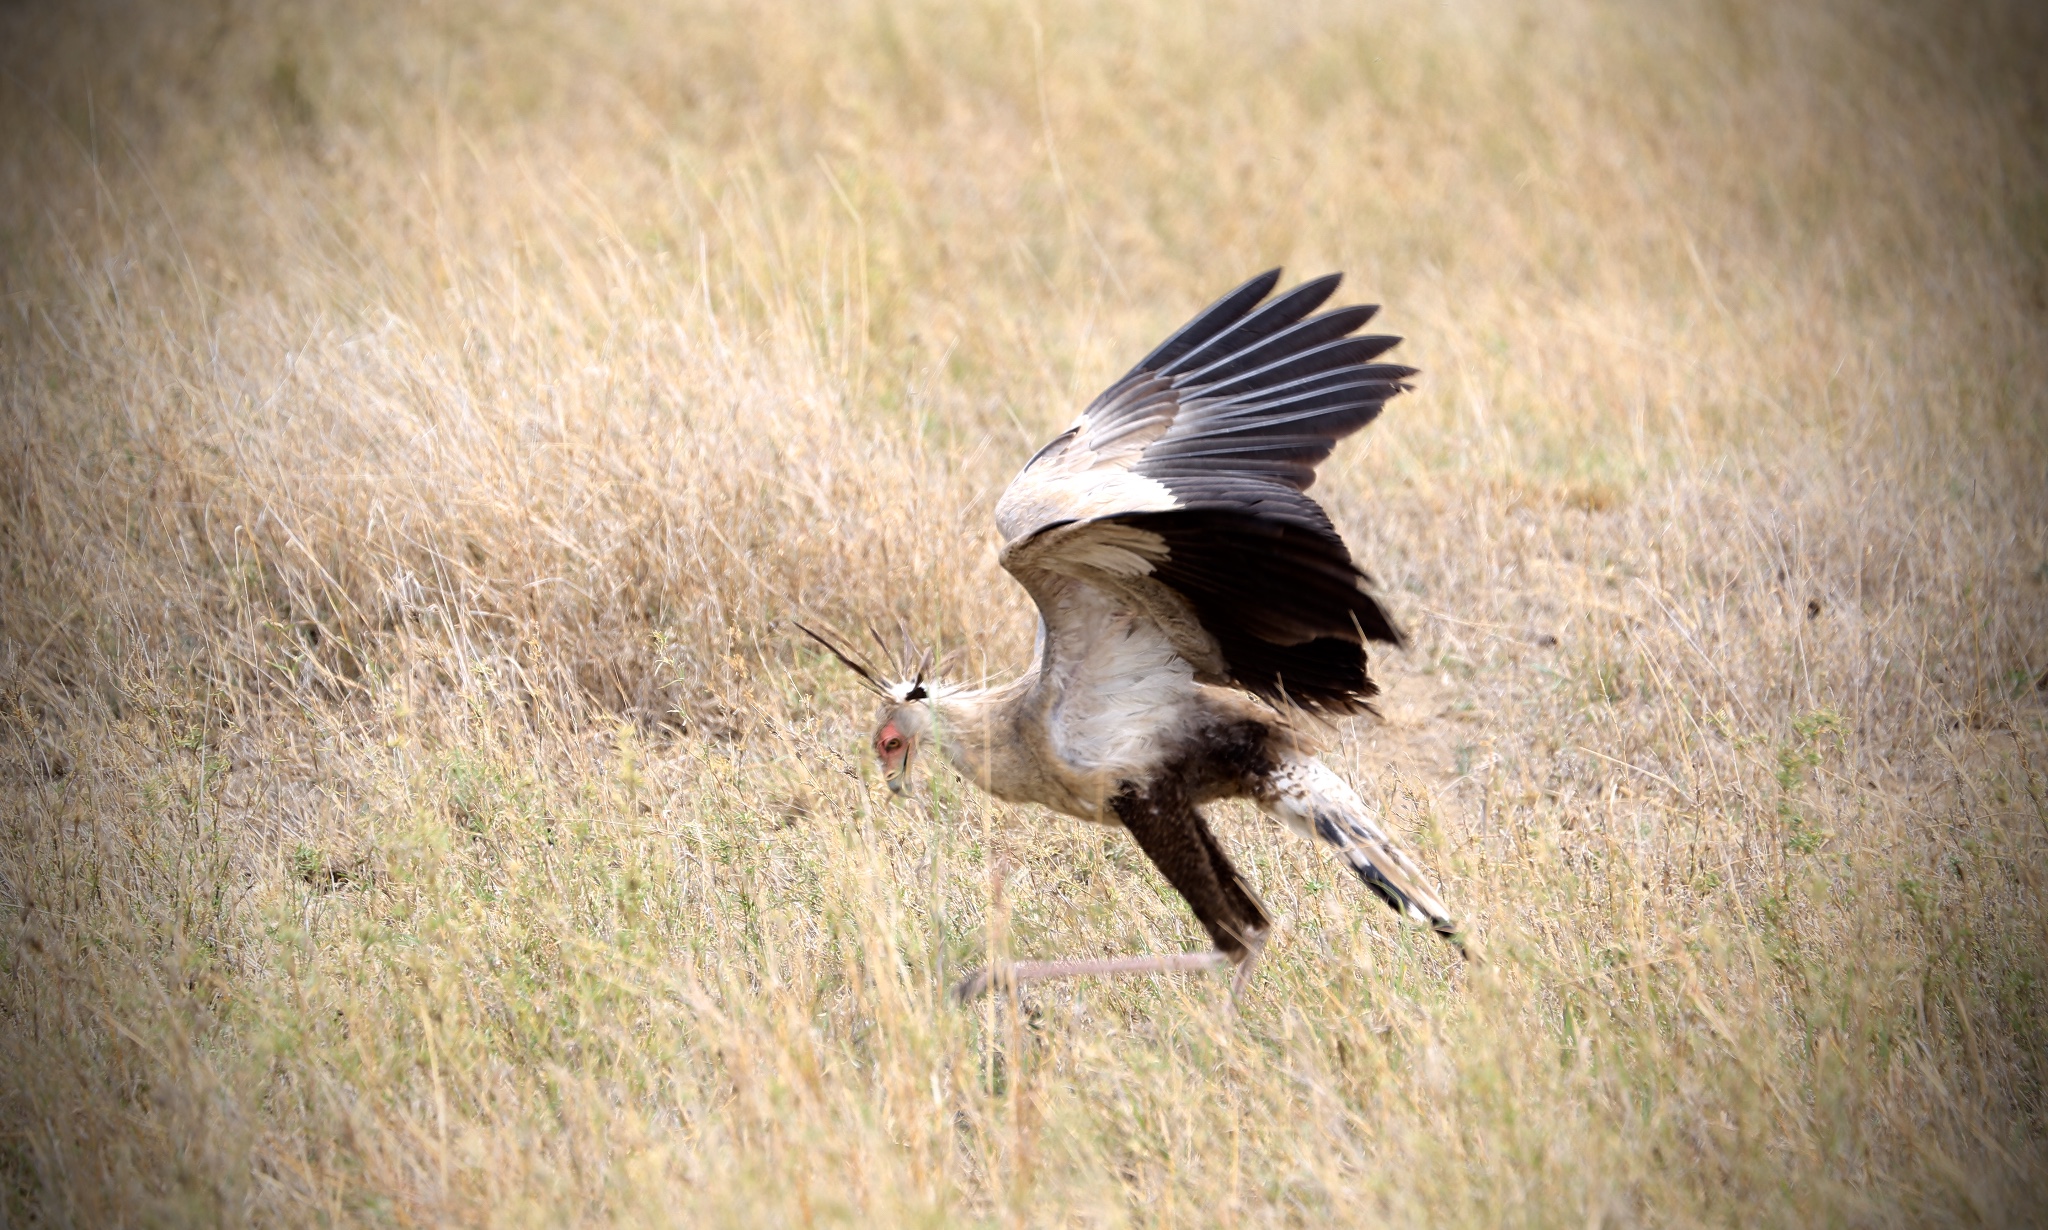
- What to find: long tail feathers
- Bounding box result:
[1260,758,1470,956]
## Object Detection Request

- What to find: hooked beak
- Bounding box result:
[883,744,912,796]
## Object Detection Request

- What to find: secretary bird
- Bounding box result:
[803,269,1467,1003]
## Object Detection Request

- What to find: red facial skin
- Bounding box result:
[876,720,910,791]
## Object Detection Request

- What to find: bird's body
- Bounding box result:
[811,270,1465,1000]
[918,646,1457,974]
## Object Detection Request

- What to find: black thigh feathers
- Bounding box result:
[1112,783,1270,958]
[1109,717,1278,958]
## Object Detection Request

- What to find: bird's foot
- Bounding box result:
[1228,928,1270,1007]
[952,952,1232,1004]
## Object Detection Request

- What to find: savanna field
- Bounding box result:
[3,0,2046,1223]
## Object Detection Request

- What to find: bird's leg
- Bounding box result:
[952,951,1232,1003]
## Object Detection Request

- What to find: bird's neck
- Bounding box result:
[927,674,1038,800]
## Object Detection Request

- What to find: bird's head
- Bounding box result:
[872,681,932,796]
[796,621,936,799]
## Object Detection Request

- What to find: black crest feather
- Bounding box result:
[793,622,891,698]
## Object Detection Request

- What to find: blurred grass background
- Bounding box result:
[2,0,2045,1223]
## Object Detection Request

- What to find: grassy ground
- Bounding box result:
[3,0,2046,1223]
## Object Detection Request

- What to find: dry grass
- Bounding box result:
[3,0,2046,1223]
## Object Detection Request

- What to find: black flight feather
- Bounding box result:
[1156,273,1344,379]
[1122,269,1283,379]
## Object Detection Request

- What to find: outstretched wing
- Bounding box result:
[996,270,1410,713]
